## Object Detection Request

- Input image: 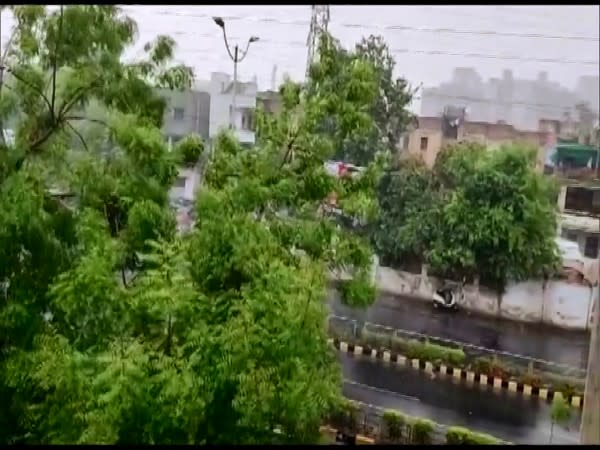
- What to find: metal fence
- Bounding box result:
[328,314,586,386]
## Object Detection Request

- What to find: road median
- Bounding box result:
[328,326,585,409]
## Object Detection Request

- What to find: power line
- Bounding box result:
[181,37,599,67]
[146,9,600,43]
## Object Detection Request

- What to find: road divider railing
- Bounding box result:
[325,397,511,445]
[327,317,585,409]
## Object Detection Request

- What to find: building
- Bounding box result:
[205,72,257,146]
[162,72,258,213]
[557,184,600,259]
[160,88,211,147]
[420,68,599,132]
[257,90,282,115]
[160,72,258,148]
[399,112,549,169]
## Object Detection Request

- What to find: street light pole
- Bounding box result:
[213,17,259,131]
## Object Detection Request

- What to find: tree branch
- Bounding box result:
[7,67,54,118]
[65,120,89,152]
[56,78,101,120]
[50,5,64,116]
[64,115,112,130]
[30,124,60,152]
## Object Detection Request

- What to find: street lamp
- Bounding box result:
[213,16,259,130]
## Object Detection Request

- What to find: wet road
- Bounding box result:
[339,353,581,444]
[329,290,590,369]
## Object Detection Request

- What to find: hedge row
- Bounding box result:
[359,327,466,366]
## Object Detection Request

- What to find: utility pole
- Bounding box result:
[212,17,259,130]
[306,5,330,79]
[580,236,600,444]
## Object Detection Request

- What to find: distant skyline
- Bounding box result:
[420,67,599,131]
[1,5,598,113]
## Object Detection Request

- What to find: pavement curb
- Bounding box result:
[330,338,584,409]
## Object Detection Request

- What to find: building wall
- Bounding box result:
[208,72,257,145]
[403,116,547,168]
[159,89,211,143]
[257,90,282,115]
[374,265,596,331]
[169,167,201,202]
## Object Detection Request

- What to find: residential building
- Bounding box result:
[205,72,257,146]
[257,90,282,115]
[160,88,211,147]
[160,72,258,147]
[557,184,600,259]
[399,112,549,169]
[161,72,258,210]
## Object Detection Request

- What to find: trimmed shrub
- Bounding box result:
[328,398,360,434]
[446,426,502,444]
[382,410,406,442]
[389,334,465,366]
[411,418,434,444]
[175,133,204,167]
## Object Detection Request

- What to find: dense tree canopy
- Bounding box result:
[373,142,560,291]
[306,34,415,166]
[0,9,387,444]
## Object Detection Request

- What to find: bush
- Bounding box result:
[446,426,502,445]
[382,410,406,442]
[338,274,377,308]
[175,133,204,167]
[388,334,465,366]
[410,418,434,444]
[361,328,392,350]
[328,398,360,434]
[471,357,512,378]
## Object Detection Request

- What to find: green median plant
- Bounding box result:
[410,418,434,444]
[446,426,502,444]
[331,323,584,400]
[382,410,406,442]
[360,328,466,366]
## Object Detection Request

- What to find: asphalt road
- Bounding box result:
[339,353,581,445]
[329,290,590,369]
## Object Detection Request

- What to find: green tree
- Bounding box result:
[371,156,441,269]
[355,35,416,151]
[0,4,191,443]
[1,22,384,446]
[175,133,204,167]
[305,34,414,165]
[428,143,559,291]
[375,142,559,296]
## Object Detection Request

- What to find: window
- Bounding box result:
[565,186,600,215]
[420,136,428,151]
[584,236,599,258]
[173,107,184,121]
[561,229,578,242]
